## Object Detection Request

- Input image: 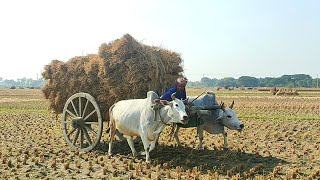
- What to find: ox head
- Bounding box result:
[159,93,189,124]
[216,101,244,131]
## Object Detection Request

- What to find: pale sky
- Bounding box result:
[0,0,319,81]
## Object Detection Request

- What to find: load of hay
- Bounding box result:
[274,88,299,96]
[270,87,278,95]
[42,34,184,118]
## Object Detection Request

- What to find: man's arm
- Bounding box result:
[160,86,177,101]
[181,90,187,100]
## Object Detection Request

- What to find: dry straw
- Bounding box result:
[42,34,184,119]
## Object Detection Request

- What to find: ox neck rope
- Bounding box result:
[151,103,171,125]
[157,108,170,125]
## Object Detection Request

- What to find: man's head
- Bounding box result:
[176,76,188,91]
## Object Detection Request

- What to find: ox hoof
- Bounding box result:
[108,152,113,156]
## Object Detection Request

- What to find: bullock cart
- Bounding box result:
[60,91,219,152]
[61,92,103,152]
[43,34,185,152]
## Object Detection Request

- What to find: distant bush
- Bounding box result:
[10,86,16,89]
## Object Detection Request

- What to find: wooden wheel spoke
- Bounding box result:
[79,97,82,117]
[67,127,76,137]
[85,125,97,136]
[82,127,92,145]
[71,100,79,117]
[80,128,84,148]
[82,99,89,118]
[66,109,77,118]
[84,110,96,121]
[85,121,98,125]
[73,128,80,145]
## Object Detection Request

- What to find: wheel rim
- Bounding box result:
[62,93,103,151]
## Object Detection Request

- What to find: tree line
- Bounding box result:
[187,74,319,88]
[1,74,318,89]
[0,77,47,88]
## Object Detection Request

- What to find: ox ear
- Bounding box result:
[229,101,234,109]
[171,93,176,100]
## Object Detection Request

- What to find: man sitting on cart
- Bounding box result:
[160,76,188,101]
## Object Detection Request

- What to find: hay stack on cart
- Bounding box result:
[42,34,184,117]
[42,34,184,151]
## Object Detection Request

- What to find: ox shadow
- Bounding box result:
[96,140,287,176]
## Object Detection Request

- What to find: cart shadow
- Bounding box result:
[95,140,286,175]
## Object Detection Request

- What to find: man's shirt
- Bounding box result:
[160,85,186,101]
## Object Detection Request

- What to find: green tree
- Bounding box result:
[217,77,237,87]
[238,76,259,87]
[200,77,217,87]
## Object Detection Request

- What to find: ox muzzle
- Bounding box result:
[181,115,189,124]
[237,123,244,131]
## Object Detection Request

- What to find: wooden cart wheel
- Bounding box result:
[62,93,103,151]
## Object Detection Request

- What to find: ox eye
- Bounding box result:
[227,115,232,118]
[175,104,179,107]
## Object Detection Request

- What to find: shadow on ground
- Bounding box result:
[95,139,286,176]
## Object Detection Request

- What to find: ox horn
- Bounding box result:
[220,101,225,110]
[171,93,176,100]
[229,101,234,109]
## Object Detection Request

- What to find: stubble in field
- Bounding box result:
[0,88,319,179]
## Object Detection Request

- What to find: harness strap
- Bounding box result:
[151,103,164,121]
[157,109,167,125]
[215,108,224,126]
[152,106,168,125]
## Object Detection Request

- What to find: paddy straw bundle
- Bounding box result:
[42,34,184,119]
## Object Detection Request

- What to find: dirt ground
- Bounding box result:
[0,88,319,179]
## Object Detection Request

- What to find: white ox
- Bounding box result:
[108,91,188,162]
[173,93,244,150]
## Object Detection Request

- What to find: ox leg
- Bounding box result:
[173,125,182,147]
[140,132,151,162]
[116,130,126,141]
[140,137,157,156]
[149,135,158,152]
[108,122,116,156]
[197,125,204,150]
[126,136,137,157]
[223,131,229,150]
[155,132,160,145]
